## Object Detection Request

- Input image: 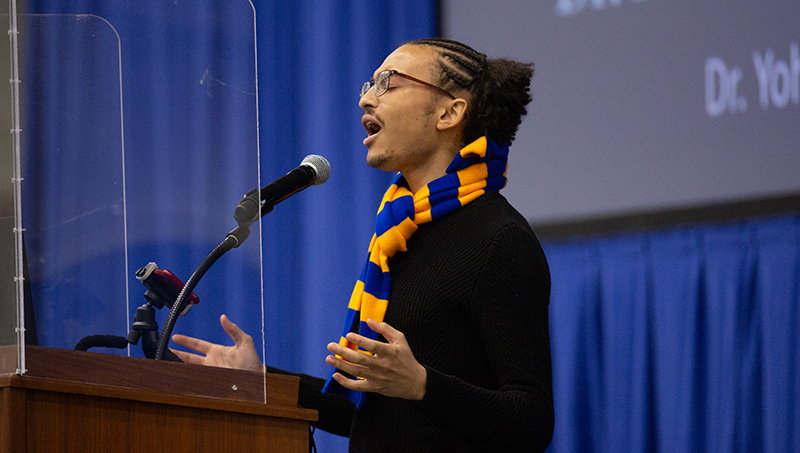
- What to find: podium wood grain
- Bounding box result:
[0,345,317,452]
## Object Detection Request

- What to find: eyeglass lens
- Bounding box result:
[360,70,392,98]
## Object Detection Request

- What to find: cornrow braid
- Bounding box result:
[407,38,534,147]
[410,38,487,88]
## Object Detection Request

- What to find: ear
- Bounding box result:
[436,98,468,131]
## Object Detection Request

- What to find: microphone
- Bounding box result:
[234,154,330,226]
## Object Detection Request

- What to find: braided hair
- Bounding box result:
[408,38,534,147]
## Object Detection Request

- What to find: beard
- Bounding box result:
[365,147,391,170]
[363,101,437,172]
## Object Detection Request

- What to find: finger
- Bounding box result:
[366,318,402,343]
[220,314,251,345]
[172,333,214,354]
[170,348,206,365]
[343,332,384,356]
[328,342,374,365]
[331,372,371,392]
[326,353,371,378]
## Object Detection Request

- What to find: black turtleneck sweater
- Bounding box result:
[273,191,554,452]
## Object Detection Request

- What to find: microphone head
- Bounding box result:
[301,154,331,185]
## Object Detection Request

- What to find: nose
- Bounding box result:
[358,88,378,111]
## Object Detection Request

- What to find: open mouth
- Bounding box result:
[361,115,382,147]
[362,117,382,137]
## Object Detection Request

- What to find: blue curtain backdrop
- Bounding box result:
[543,213,800,453]
[22,0,265,355]
[20,2,800,452]
[21,1,435,452]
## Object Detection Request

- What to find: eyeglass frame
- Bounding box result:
[360,69,456,100]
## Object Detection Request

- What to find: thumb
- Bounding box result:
[220,314,251,345]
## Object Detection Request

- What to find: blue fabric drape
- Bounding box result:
[22,1,435,451]
[20,3,799,452]
[253,3,436,450]
[22,0,263,357]
[544,214,800,453]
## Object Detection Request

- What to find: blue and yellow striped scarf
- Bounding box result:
[322,136,509,408]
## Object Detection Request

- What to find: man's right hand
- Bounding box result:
[171,314,264,372]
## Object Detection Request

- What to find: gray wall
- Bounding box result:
[442,0,800,224]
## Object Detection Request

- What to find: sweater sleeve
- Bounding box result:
[411,223,555,451]
[266,366,356,437]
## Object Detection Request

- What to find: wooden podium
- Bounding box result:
[0,345,317,452]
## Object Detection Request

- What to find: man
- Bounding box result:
[173,38,554,452]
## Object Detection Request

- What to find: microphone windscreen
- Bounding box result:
[302,154,331,185]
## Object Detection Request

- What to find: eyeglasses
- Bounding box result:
[360,69,456,100]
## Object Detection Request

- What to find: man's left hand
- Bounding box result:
[326,319,427,401]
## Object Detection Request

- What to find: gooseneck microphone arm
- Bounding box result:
[154,235,236,360]
[153,154,331,361]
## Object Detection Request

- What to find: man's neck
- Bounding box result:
[403,141,463,193]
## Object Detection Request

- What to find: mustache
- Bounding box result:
[362,108,383,125]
